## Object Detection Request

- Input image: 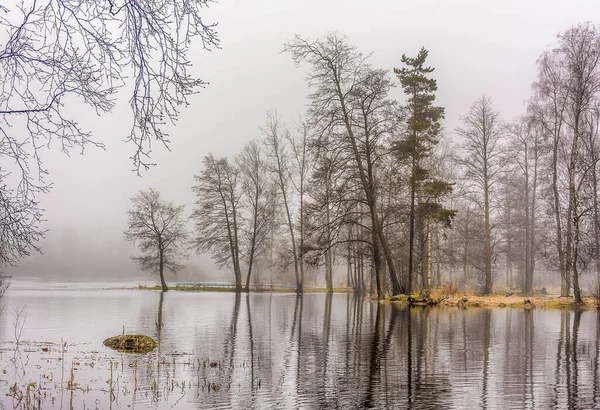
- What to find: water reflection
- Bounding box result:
[0,292,599,409]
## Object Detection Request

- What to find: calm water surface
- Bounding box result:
[0,287,598,409]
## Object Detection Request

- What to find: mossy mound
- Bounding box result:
[390,293,440,306]
[103,335,157,353]
[390,294,409,303]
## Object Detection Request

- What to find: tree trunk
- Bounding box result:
[426,221,432,290]
[570,118,582,304]
[325,249,333,293]
[158,244,168,292]
[407,168,416,294]
[594,160,600,295]
[524,150,533,294]
[553,129,569,297]
[565,198,573,297]
[590,128,600,296]
[435,228,441,287]
[347,242,354,291]
[360,250,366,295]
[371,222,384,299]
[529,142,539,295]
[326,192,334,293]
[244,260,253,293]
[231,189,243,293]
[335,80,398,298]
[279,171,302,293]
[244,183,261,292]
[299,187,305,293]
[354,245,360,294]
[463,220,469,288]
[505,187,513,289]
[377,224,401,294]
[484,181,493,295]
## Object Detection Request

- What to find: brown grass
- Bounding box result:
[437,294,597,310]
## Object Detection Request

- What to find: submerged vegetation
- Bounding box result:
[1,338,257,410]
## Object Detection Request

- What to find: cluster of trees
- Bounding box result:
[176,25,600,301]
[3,1,600,303]
[450,23,600,304]
[124,35,454,297]
[180,36,455,298]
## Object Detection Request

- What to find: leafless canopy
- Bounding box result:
[191,155,242,275]
[124,188,188,289]
[0,0,218,267]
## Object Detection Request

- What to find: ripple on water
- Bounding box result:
[0,290,598,409]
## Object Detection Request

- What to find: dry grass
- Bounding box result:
[438,294,597,310]
[384,286,599,310]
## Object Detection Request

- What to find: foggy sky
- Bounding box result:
[8,0,600,281]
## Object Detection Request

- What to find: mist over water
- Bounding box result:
[3,4,600,409]
[0,287,597,409]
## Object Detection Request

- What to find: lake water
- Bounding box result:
[0,288,598,409]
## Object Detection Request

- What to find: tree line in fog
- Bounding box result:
[124,24,600,302]
[1,2,598,302]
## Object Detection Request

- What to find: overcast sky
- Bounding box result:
[8,0,600,281]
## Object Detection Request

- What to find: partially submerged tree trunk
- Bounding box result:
[159,245,168,292]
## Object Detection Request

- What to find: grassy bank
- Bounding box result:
[437,294,598,310]
[385,291,599,310]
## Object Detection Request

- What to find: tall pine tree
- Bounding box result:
[394,47,451,293]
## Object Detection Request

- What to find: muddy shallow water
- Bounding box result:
[0,287,598,409]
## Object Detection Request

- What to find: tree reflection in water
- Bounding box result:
[2,293,600,409]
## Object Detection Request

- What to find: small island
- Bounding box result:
[103,335,157,354]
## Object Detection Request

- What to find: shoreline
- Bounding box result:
[137,285,599,310]
[137,284,355,293]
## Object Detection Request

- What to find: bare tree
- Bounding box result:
[0,275,9,315]
[284,33,401,298]
[498,168,521,290]
[124,188,189,292]
[583,105,600,298]
[561,24,600,304]
[191,155,243,291]
[0,1,218,269]
[237,140,272,291]
[0,181,44,267]
[262,112,304,293]
[457,96,505,295]
[531,50,571,296]
[532,24,600,303]
[506,115,544,294]
[305,132,350,293]
[287,118,313,291]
